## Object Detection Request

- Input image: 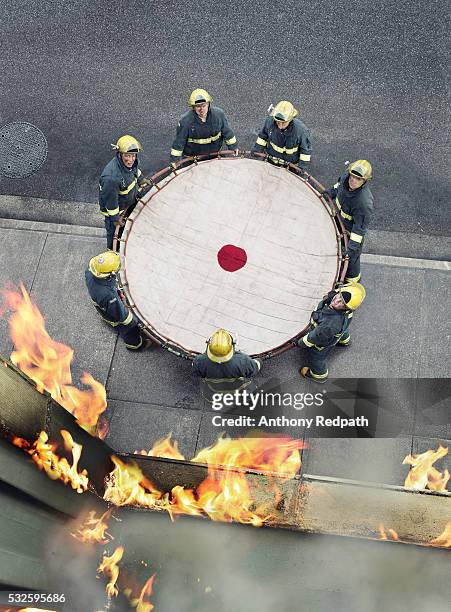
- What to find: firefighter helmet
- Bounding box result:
[272,101,298,123]
[112,135,143,154]
[189,88,212,107]
[207,328,234,363]
[348,160,372,181]
[89,251,121,278]
[339,283,366,310]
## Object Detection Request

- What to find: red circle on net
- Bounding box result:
[217,244,247,272]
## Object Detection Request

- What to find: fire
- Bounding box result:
[97,546,124,597]
[430,522,451,548]
[3,284,107,431]
[124,574,156,612]
[103,455,165,509]
[192,433,302,476]
[105,434,303,527]
[403,445,450,491]
[72,509,113,544]
[378,524,399,541]
[137,433,185,460]
[12,430,89,493]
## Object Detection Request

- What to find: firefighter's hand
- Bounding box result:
[114,218,125,228]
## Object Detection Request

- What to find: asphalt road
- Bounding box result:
[1,0,450,237]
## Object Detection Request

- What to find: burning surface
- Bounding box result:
[2,284,107,431]
[403,445,450,492]
[11,429,89,493]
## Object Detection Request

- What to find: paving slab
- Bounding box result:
[412,436,451,463]
[0,227,47,356]
[413,379,451,440]
[300,436,413,485]
[107,341,205,410]
[28,232,115,385]
[104,399,201,458]
[328,263,425,377]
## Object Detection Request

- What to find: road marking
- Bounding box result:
[362,253,450,271]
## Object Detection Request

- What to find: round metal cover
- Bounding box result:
[120,156,344,357]
[0,122,48,178]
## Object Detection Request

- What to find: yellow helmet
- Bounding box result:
[272,101,298,123]
[339,283,366,310]
[89,251,121,278]
[112,135,143,154]
[189,88,212,107]
[207,328,234,363]
[348,159,372,181]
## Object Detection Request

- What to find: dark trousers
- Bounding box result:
[305,331,350,379]
[104,216,116,250]
[345,244,363,282]
[94,304,143,349]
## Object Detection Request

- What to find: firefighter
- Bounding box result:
[170,89,238,162]
[85,251,152,351]
[298,283,366,382]
[99,135,147,250]
[193,328,261,394]
[252,100,312,170]
[322,160,374,282]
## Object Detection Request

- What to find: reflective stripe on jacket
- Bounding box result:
[301,291,352,350]
[326,173,374,250]
[253,117,312,167]
[85,269,131,325]
[170,106,237,161]
[99,155,143,222]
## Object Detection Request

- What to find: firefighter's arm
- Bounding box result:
[300,324,332,350]
[348,205,371,251]
[170,119,190,161]
[297,129,312,169]
[221,112,238,149]
[100,177,121,223]
[253,119,270,153]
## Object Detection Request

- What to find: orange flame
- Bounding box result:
[12,430,89,493]
[124,574,156,612]
[105,434,303,526]
[137,433,185,460]
[430,522,451,548]
[3,284,107,431]
[97,546,124,597]
[72,509,113,544]
[103,455,165,509]
[403,446,450,491]
[378,524,399,541]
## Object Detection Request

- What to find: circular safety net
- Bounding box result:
[118,153,347,358]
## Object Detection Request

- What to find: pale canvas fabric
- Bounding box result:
[121,158,338,355]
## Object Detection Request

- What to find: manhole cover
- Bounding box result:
[0,122,48,178]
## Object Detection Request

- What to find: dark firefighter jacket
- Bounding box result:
[99,155,144,223]
[170,106,237,161]
[192,351,260,392]
[253,117,312,167]
[85,269,133,326]
[301,291,352,351]
[325,173,374,251]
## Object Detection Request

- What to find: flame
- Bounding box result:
[378,524,399,541]
[403,446,450,491]
[103,455,165,509]
[12,430,89,493]
[97,546,124,597]
[72,509,113,544]
[105,434,303,526]
[124,574,156,612]
[3,284,107,431]
[192,433,302,476]
[137,433,185,460]
[430,522,451,548]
